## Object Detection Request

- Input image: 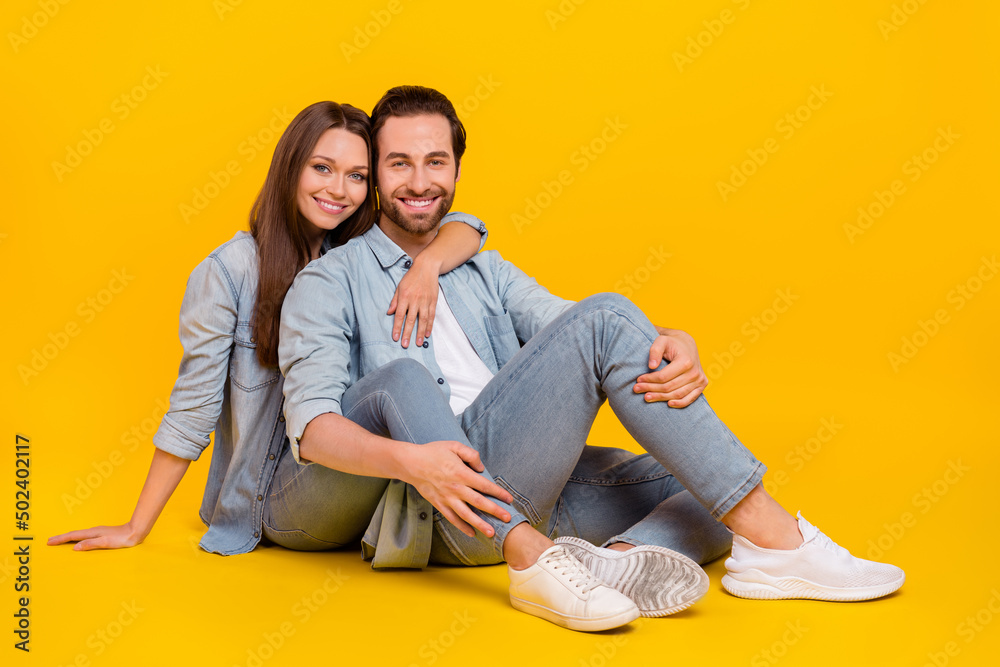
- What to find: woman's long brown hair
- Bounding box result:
[249,102,377,366]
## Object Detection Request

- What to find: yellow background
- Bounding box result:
[3,0,998,665]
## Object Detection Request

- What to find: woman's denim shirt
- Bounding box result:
[152,214,487,555]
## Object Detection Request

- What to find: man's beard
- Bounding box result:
[379,188,456,235]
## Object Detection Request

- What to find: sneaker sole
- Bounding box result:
[721,570,906,602]
[509,595,640,632]
[557,537,710,617]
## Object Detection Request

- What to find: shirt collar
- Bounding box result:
[362,224,410,269]
[320,231,336,255]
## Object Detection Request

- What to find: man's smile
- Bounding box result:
[399,196,439,210]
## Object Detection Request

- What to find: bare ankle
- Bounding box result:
[741,518,803,550]
[722,484,803,550]
[503,523,554,570]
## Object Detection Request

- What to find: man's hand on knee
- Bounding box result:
[397,441,515,538]
[633,328,708,408]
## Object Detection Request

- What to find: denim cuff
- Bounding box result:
[433,509,530,566]
[489,513,530,560]
[711,460,767,520]
[152,415,207,461]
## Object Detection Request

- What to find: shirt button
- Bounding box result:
[250,337,256,343]
[257,495,263,502]
[419,512,428,520]
[422,341,429,348]
[404,260,412,268]
[437,378,444,384]
[278,414,285,422]
[269,454,275,460]
[253,531,260,538]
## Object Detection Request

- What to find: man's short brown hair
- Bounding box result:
[370,85,467,167]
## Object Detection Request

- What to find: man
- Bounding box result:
[279,86,904,631]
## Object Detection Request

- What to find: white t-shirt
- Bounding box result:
[432,289,494,415]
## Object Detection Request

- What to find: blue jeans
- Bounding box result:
[433,293,763,565]
[262,359,519,552]
[264,294,757,564]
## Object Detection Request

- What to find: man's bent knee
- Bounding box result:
[380,358,437,385]
[574,292,649,329]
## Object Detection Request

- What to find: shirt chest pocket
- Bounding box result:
[483,312,521,369]
[358,320,412,377]
[230,324,280,392]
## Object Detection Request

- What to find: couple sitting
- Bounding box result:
[51,85,904,632]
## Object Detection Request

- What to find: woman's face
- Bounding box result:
[296,127,370,238]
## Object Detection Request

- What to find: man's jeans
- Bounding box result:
[434,293,764,565]
[262,358,523,553]
[264,293,758,565]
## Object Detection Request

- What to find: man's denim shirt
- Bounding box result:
[152,214,486,556]
[279,220,573,569]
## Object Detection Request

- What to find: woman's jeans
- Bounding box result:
[264,293,761,566]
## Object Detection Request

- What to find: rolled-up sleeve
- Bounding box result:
[278,258,355,463]
[153,256,238,461]
[440,211,488,252]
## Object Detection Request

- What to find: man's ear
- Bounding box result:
[456,162,461,183]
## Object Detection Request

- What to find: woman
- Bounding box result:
[47,101,488,555]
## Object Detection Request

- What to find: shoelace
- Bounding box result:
[543,547,600,594]
[809,528,850,557]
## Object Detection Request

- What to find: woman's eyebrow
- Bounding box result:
[312,154,368,170]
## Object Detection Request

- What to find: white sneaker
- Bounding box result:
[555,536,709,617]
[722,512,905,601]
[508,545,640,631]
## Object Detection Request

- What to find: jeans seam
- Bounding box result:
[494,476,541,525]
[711,461,766,520]
[433,521,483,566]
[269,455,311,499]
[566,472,670,486]
[549,498,563,539]
[262,524,345,549]
[343,390,417,442]
[434,521,467,565]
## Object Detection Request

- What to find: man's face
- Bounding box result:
[376,113,459,235]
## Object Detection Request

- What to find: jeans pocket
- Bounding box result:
[260,523,344,551]
[494,475,541,525]
[268,456,311,500]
